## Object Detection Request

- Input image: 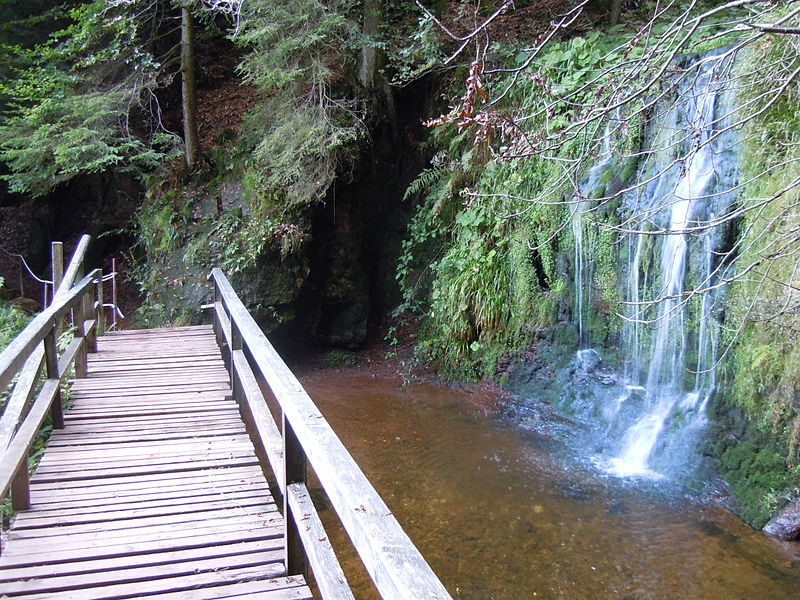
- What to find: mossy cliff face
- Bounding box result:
[705,35,800,528]
[133,78,429,352]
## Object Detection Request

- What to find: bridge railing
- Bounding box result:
[209,268,453,600]
[0,235,103,512]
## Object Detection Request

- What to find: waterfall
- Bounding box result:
[569,50,739,479]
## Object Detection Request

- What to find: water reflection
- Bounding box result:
[302,373,800,600]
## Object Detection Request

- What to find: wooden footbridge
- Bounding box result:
[0,236,452,600]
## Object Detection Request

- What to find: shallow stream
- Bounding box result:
[301,372,800,600]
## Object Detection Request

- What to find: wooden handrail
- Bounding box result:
[209,268,453,600]
[0,235,102,512]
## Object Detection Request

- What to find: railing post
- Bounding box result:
[51,242,64,334]
[85,272,98,353]
[96,269,106,336]
[211,276,226,367]
[283,415,308,577]
[73,264,88,379]
[51,242,64,295]
[10,461,30,512]
[44,328,64,430]
[230,319,242,403]
[111,258,119,330]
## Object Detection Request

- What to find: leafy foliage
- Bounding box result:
[0,0,181,196]
[235,0,365,207]
[397,33,637,378]
[130,0,374,329]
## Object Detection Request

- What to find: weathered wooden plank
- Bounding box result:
[46,426,247,446]
[0,378,61,498]
[26,486,267,511]
[9,502,278,538]
[232,350,285,485]
[3,563,287,600]
[30,457,261,483]
[14,492,273,527]
[79,368,229,381]
[34,448,257,472]
[89,344,221,355]
[69,375,231,391]
[57,404,239,421]
[26,475,268,504]
[0,539,284,583]
[0,522,284,567]
[6,512,282,549]
[21,486,270,516]
[54,419,242,432]
[87,352,223,362]
[68,382,232,398]
[41,434,252,455]
[89,348,221,356]
[0,346,44,451]
[63,404,238,419]
[62,408,241,425]
[37,438,254,460]
[29,465,264,492]
[26,486,268,514]
[68,393,230,405]
[148,578,312,600]
[85,362,225,376]
[62,405,237,421]
[100,324,212,335]
[27,478,267,506]
[0,549,285,596]
[63,407,236,420]
[287,482,354,600]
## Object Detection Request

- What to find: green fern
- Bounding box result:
[403,165,448,201]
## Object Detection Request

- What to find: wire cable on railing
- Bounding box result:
[1,246,125,328]
[0,246,53,307]
[102,303,125,320]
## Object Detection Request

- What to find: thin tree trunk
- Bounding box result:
[609,0,622,26]
[181,6,199,170]
[358,0,381,88]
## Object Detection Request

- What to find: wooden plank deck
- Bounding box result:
[0,325,312,600]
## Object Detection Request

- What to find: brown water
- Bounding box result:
[301,372,800,600]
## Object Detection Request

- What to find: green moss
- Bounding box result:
[620,155,639,183]
[706,27,800,525]
[324,350,360,368]
[713,420,800,527]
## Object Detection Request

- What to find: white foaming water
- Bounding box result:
[605,53,735,478]
[572,125,614,347]
[562,51,739,480]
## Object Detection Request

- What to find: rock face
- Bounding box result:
[763,499,800,541]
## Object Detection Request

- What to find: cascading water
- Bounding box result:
[568,50,739,479]
[571,125,614,347]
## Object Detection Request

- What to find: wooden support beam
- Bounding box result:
[10,461,30,512]
[283,415,307,578]
[73,265,88,379]
[210,268,453,600]
[287,482,354,600]
[43,330,63,430]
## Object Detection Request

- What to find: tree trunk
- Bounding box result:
[609,0,622,26]
[358,0,381,88]
[181,6,199,170]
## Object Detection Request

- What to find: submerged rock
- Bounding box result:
[764,499,800,541]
